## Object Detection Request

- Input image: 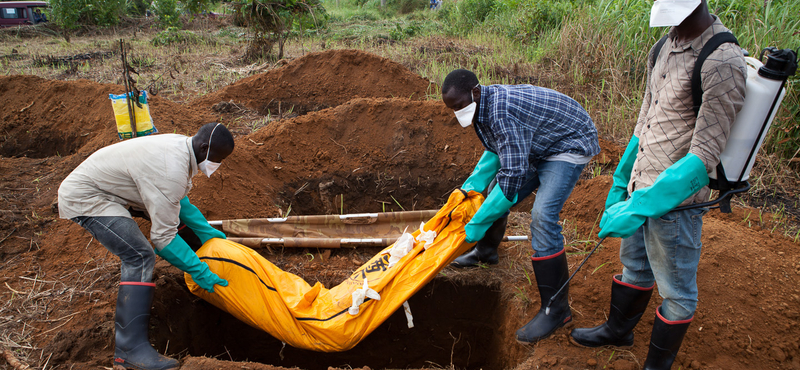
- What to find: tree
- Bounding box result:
[235,0,326,60]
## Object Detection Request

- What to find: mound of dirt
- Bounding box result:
[184,97,481,220]
[0,75,217,159]
[0,75,120,159]
[193,49,433,115]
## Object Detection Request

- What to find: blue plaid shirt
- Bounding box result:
[474,84,600,199]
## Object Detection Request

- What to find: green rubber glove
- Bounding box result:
[606,135,639,210]
[179,197,225,244]
[462,151,501,193]
[465,186,517,243]
[599,154,709,239]
[156,235,228,293]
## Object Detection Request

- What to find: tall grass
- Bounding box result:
[433,0,799,155]
[577,0,800,157]
[317,0,798,158]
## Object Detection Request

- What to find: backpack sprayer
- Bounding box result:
[675,46,799,212]
[545,45,799,315]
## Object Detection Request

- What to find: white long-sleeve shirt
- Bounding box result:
[58,134,198,250]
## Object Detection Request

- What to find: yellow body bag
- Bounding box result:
[186,190,483,352]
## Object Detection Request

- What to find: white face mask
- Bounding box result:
[198,160,220,178]
[453,84,479,128]
[650,0,701,27]
[198,124,222,178]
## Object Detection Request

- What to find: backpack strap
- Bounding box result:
[650,34,669,69]
[692,32,739,115]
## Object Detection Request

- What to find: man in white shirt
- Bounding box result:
[58,122,234,370]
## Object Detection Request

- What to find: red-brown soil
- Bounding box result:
[193,49,433,116]
[1,49,799,370]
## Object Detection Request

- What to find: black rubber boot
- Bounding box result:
[113,283,179,370]
[515,248,572,343]
[570,274,654,348]
[451,216,507,268]
[642,306,692,370]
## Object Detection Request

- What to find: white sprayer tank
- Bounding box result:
[717,57,787,183]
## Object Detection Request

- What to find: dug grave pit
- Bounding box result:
[278,172,459,215]
[149,271,527,370]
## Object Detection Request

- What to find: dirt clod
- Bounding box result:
[771,346,787,362]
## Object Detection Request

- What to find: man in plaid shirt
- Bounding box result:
[442,69,600,344]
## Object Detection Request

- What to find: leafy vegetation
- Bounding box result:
[50,0,219,30]
[49,0,127,30]
[153,0,183,28]
[233,0,327,59]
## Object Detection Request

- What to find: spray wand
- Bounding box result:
[545,236,607,315]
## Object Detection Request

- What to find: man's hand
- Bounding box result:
[157,235,228,293]
[190,265,229,293]
[598,153,710,239]
[464,186,516,243]
[206,228,226,241]
[598,201,646,239]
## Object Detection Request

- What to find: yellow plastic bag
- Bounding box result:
[187,189,483,352]
[109,91,157,139]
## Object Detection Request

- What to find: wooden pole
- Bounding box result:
[120,40,137,138]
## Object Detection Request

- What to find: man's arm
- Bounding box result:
[179,196,226,244]
[134,176,185,250]
[633,42,659,139]
[598,44,747,239]
[461,151,501,193]
[607,51,652,208]
[689,44,747,172]
[488,94,533,201]
[135,177,228,292]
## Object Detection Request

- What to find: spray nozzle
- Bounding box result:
[758,47,798,79]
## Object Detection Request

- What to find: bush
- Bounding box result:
[389,19,423,40]
[152,0,182,28]
[50,0,126,29]
[183,0,216,16]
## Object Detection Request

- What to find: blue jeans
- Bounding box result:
[72,216,156,283]
[491,160,585,258]
[619,207,707,321]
